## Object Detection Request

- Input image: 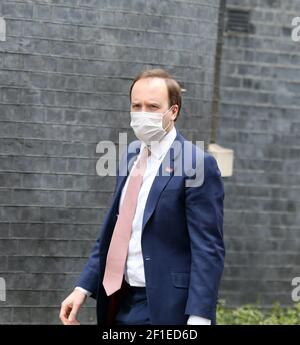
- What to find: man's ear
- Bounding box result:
[171,105,179,120]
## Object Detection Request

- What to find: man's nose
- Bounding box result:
[141,105,148,112]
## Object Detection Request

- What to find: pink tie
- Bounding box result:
[102,147,149,296]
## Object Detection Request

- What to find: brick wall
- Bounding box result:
[0,0,220,324]
[218,0,300,308]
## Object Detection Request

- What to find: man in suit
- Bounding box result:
[59,69,225,326]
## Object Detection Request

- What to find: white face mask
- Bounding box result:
[130,107,173,145]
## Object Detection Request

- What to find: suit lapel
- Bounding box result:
[142,131,184,233]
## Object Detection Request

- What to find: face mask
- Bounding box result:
[130,106,173,145]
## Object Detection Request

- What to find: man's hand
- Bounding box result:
[59,289,87,325]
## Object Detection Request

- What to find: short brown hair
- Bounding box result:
[129,68,182,121]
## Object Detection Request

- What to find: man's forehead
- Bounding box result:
[131,77,168,100]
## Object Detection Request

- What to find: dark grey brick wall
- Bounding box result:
[0,0,220,324]
[218,0,300,308]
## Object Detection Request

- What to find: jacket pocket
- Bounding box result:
[171,272,190,288]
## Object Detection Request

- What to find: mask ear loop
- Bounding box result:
[163,105,174,132]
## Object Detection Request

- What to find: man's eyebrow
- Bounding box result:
[147,101,161,106]
[131,101,161,106]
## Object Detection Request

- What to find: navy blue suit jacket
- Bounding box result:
[77,129,225,325]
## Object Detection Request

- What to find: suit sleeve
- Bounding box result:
[184,153,225,321]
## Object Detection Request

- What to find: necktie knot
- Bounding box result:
[134,147,149,174]
[142,146,151,158]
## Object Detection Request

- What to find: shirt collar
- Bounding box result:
[140,126,177,160]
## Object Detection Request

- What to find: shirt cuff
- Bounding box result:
[74,286,92,297]
[187,315,211,325]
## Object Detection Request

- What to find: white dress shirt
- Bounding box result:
[76,126,211,325]
[121,126,177,286]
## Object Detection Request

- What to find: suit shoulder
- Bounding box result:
[128,139,141,152]
[204,151,221,177]
[119,140,140,160]
[183,140,220,177]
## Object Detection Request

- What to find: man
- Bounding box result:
[59,69,225,325]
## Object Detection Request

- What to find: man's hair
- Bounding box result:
[129,68,182,121]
